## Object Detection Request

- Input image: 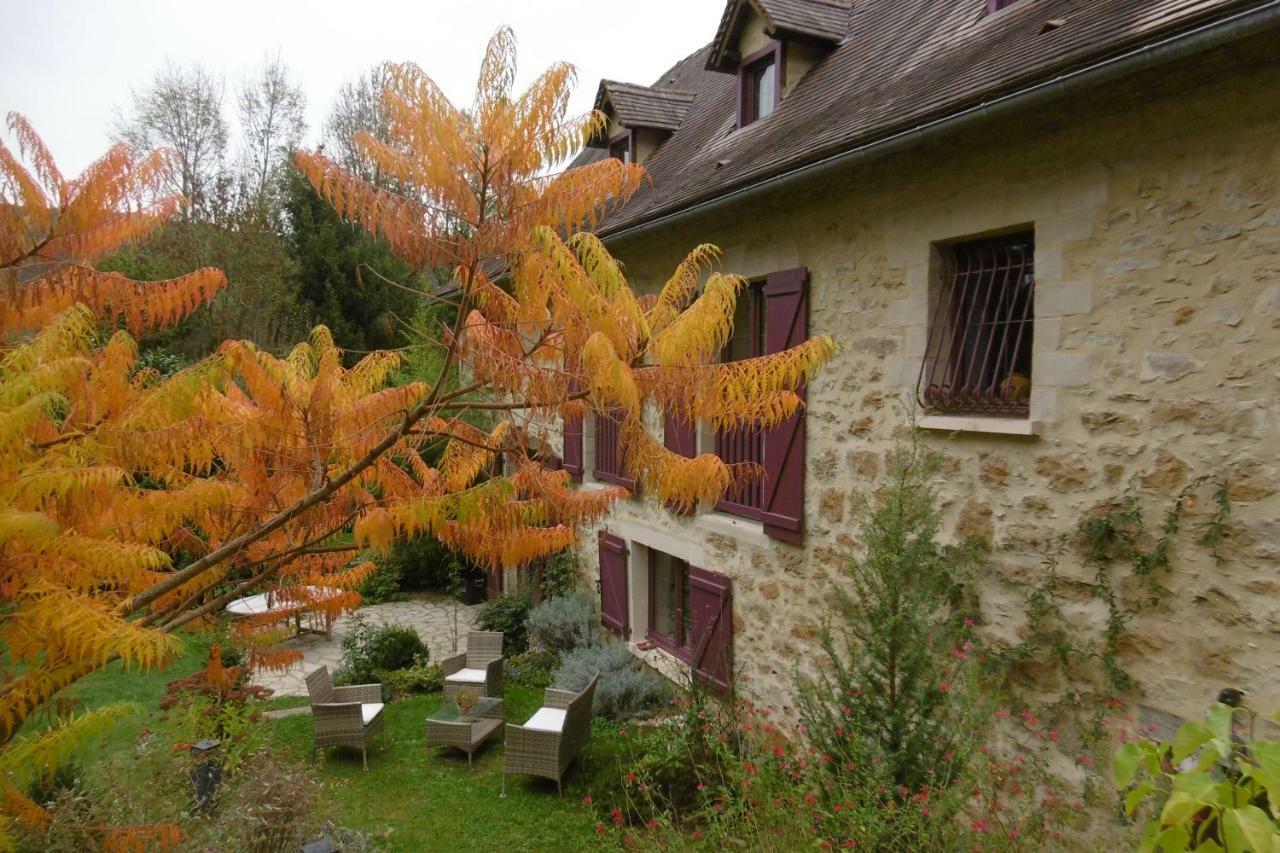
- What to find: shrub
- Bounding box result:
[475,592,532,656]
[380,657,443,698]
[527,590,599,653]
[336,617,428,685]
[553,643,664,719]
[506,649,560,688]
[538,548,580,600]
[358,560,406,604]
[796,434,985,793]
[381,534,473,593]
[1116,698,1280,850]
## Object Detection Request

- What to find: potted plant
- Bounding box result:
[455,687,479,716]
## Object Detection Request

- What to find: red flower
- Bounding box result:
[696,782,705,791]
[645,820,658,830]
[693,830,703,840]
[971,820,990,832]
[612,807,623,826]
[964,618,975,627]
[625,772,637,784]
[939,682,951,693]
[596,822,606,833]
[582,795,592,805]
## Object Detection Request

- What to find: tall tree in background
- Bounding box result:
[114,61,229,219]
[281,163,419,356]
[322,64,394,185]
[237,56,307,211]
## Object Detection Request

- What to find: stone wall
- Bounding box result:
[578,36,1280,727]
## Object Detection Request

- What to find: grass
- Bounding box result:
[9,633,634,851]
[266,685,617,852]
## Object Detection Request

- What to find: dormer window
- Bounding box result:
[988,0,1021,10]
[608,131,633,164]
[739,45,780,127]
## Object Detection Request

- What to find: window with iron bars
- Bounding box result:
[917,231,1035,418]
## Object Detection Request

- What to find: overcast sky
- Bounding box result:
[1,0,725,176]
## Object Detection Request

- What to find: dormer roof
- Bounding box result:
[707,0,850,72]
[589,80,697,146]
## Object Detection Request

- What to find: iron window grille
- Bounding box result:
[917,231,1035,417]
[716,280,765,516]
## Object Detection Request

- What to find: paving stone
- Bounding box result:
[251,594,480,697]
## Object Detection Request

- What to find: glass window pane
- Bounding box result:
[755,62,775,119]
[652,552,677,639]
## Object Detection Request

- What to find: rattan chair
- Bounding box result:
[441,631,504,701]
[306,666,385,770]
[502,674,598,796]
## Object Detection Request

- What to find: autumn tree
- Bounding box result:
[1,28,834,842]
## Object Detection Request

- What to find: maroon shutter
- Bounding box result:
[689,567,732,691]
[663,410,697,515]
[563,378,584,482]
[598,532,629,636]
[761,267,808,543]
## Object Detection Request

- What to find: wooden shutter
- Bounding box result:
[598,532,629,636]
[688,567,732,691]
[563,379,584,483]
[663,410,697,515]
[760,267,808,543]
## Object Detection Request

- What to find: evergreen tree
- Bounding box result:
[797,435,985,792]
[282,163,421,357]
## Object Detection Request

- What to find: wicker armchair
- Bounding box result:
[441,631,504,701]
[306,666,385,770]
[502,674,598,796]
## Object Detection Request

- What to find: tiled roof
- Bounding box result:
[574,0,1278,236]
[591,80,697,142]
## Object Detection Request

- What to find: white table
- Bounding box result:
[225,586,340,638]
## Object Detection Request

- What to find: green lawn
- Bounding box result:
[266,686,614,852]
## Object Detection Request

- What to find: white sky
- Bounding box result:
[1,0,725,176]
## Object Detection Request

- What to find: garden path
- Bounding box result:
[252,594,480,697]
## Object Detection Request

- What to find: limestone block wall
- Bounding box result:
[577,38,1280,727]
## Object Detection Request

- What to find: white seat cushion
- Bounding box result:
[361,703,384,725]
[522,707,566,733]
[445,668,487,683]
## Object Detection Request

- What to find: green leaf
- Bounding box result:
[1207,703,1233,742]
[1162,792,1209,829]
[1194,841,1225,853]
[1250,742,1280,820]
[1154,825,1192,853]
[1126,780,1156,815]
[1117,742,1147,789]
[1223,805,1279,853]
[1174,721,1216,764]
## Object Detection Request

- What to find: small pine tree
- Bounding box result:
[797,435,985,793]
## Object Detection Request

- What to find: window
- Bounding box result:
[738,45,780,127]
[988,0,1021,10]
[917,231,1035,417]
[608,131,632,163]
[716,280,765,517]
[649,550,692,655]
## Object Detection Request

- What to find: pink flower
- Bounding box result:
[696,781,705,791]
[582,795,592,805]
[964,618,975,627]
[971,820,990,832]
[939,682,951,693]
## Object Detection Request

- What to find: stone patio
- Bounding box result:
[253,594,480,697]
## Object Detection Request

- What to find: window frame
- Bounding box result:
[916,230,1036,418]
[607,129,633,164]
[647,550,692,660]
[592,407,634,489]
[737,42,783,129]
[987,0,1021,11]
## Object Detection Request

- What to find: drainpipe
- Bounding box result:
[600,0,1280,245]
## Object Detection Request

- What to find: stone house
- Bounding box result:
[560,0,1280,726]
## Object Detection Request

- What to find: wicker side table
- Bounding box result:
[425,696,504,769]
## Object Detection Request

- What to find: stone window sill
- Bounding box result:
[918,415,1041,436]
[696,510,771,547]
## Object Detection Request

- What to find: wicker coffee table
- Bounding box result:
[425,696,504,768]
